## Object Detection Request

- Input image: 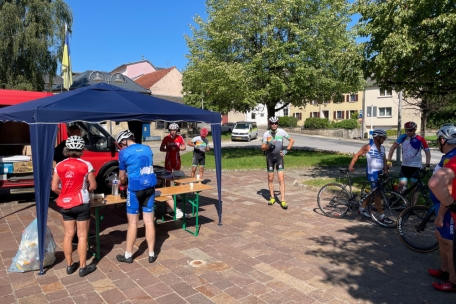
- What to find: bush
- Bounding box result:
[278,116,298,127]
[304,118,330,129]
[330,119,359,129]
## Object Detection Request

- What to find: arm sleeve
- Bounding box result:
[416,135,430,150]
[395,134,407,145]
[262,132,269,144]
[444,157,456,174]
[118,150,126,171]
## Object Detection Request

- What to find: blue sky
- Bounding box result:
[65,0,361,74]
[65,0,207,73]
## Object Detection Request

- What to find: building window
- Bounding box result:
[260,113,264,117]
[322,111,329,119]
[379,88,392,96]
[156,121,165,129]
[310,112,319,118]
[251,113,256,119]
[349,94,358,102]
[293,113,302,120]
[378,107,392,117]
[283,108,288,116]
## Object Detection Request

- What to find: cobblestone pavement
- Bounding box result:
[0,167,453,304]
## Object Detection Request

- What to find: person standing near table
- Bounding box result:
[51,136,97,277]
[261,117,294,209]
[159,122,186,219]
[188,128,210,180]
[115,130,158,264]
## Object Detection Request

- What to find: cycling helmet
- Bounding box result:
[404,121,417,130]
[200,128,208,137]
[436,124,456,144]
[372,129,387,138]
[116,129,134,143]
[65,136,85,150]
[269,117,279,124]
[168,123,179,130]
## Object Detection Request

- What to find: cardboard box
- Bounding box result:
[0,163,13,174]
[13,161,33,173]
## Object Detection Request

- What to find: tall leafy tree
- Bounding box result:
[183,0,364,117]
[0,0,72,91]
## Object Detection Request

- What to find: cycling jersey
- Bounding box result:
[119,143,155,191]
[161,134,184,171]
[366,144,385,174]
[191,136,208,154]
[395,134,429,167]
[55,158,94,208]
[262,129,290,156]
[435,148,456,236]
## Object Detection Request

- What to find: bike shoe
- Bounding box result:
[432,281,456,292]
[66,262,79,275]
[358,209,371,218]
[381,216,394,225]
[268,198,276,205]
[280,201,288,209]
[116,254,133,264]
[79,264,96,277]
[149,254,158,263]
[428,268,450,280]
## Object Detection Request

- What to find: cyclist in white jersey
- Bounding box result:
[349,129,393,224]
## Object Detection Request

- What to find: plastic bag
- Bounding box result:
[8,218,56,272]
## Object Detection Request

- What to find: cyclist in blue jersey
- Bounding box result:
[348,129,393,224]
[387,121,431,193]
[115,130,158,264]
[427,124,456,291]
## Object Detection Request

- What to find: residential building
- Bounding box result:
[227,103,288,126]
[111,59,158,80]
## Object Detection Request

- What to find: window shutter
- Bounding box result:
[310,112,312,118]
[355,94,358,101]
[317,112,320,118]
[333,111,336,119]
[346,95,349,102]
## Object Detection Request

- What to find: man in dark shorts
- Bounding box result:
[115,130,158,264]
[188,128,210,180]
[261,117,294,209]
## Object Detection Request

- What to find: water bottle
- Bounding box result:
[112,174,119,196]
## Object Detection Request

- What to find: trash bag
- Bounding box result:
[8,218,56,272]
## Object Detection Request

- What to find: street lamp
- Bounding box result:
[88,71,127,134]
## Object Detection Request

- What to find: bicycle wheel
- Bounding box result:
[397,205,438,252]
[317,183,351,218]
[410,188,432,207]
[368,190,408,228]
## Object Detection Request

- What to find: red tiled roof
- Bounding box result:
[135,67,176,89]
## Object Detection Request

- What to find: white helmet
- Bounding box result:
[372,129,387,138]
[269,117,279,124]
[168,123,179,130]
[437,124,456,144]
[116,129,134,143]
[66,136,85,150]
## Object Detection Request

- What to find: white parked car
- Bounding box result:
[221,122,235,132]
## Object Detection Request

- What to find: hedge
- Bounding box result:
[304,117,330,129]
[278,116,298,127]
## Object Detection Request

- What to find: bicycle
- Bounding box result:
[317,169,409,228]
[396,204,438,252]
[393,168,433,207]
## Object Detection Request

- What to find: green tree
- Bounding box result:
[183,0,365,118]
[0,0,72,91]
[356,0,456,98]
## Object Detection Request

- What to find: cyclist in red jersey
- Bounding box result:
[428,124,456,292]
[160,123,186,172]
[51,136,97,277]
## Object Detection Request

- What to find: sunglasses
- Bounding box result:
[405,129,415,132]
[270,123,278,125]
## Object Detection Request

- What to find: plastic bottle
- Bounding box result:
[112,174,119,196]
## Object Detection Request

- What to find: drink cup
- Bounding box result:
[196,174,200,180]
[189,183,194,188]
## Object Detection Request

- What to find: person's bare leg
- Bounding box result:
[126,213,139,254]
[142,212,156,254]
[268,172,275,198]
[191,166,197,177]
[62,219,76,266]
[76,219,89,268]
[200,167,205,180]
[165,199,175,211]
[277,171,285,201]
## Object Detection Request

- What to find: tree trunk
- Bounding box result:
[266,104,276,119]
[420,100,428,137]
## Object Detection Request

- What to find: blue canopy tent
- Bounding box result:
[0,83,223,274]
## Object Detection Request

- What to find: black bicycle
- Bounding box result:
[317,169,409,228]
[395,168,433,207]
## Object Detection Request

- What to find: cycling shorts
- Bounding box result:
[434,202,454,240]
[60,203,90,221]
[165,155,182,171]
[399,166,420,183]
[192,153,205,167]
[126,187,155,214]
[266,154,284,172]
[366,170,380,189]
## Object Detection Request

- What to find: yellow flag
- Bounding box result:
[62,23,72,90]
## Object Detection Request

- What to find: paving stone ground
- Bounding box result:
[0,165,453,304]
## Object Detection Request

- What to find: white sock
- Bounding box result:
[149,251,155,257]
[125,252,132,259]
[359,207,364,212]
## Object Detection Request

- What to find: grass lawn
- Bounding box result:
[302,176,369,190]
[181,147,367,170]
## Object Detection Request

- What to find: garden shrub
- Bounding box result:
[330,119,359,129]
[304,118,330,129]
[278,116,298,127]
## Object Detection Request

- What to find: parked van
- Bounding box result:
[0,89,120,195]
[231,121,258,142]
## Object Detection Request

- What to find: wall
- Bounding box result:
[124,62,156,79]
[149,68,183,97]
[297,128,364,139]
